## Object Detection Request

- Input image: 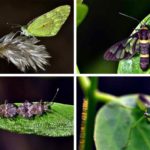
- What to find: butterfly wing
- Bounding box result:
[26,5,71,37]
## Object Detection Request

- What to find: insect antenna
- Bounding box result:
[4,99,8,104]
[6,22,22,29]
[119,12,140,23]
[49,88,59,106]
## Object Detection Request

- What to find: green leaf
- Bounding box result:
[77,0,83,4]
[118,56,150,74]
[94,95,150,150]
[118,14,150,74]
[77,4,88,26]
[0,102,73,137]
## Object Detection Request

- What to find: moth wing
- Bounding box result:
[124,35,140,54]
[104,39,134,61]
[27,5,71,37]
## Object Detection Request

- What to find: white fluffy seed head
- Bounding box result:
[0,32,50,72]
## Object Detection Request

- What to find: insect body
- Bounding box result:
[17,101,50,118]
[0,88,59,118]
[0,101,51,118]
[0,102,17,118]
[138,25,150,70]
[139,94,150,118]
[104,14,150,71]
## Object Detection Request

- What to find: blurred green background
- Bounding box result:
[77,77,150,149]
[77,0,150,73]
[0,0,73,73]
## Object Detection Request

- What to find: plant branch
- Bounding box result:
[94,90,119,103]
[78,75,118,103]
[84,77,98,150]
[78,75,91,97]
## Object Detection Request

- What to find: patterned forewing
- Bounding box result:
[104,39,132,60]
[27,5,71,37]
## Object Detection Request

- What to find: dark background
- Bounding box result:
[78,0,150,73]
[0,77,73,150]
[77,77,150,149]
[0,0,73,73]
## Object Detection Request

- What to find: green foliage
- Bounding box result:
[94,95,150,150]
[78,76,117,150]
[118,14,150,74]
[118,56,150,73]
[77,4,88,26]
[0,102,73,137]
[77,0,83,4]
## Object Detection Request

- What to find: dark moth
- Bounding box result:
[104,14,150,71]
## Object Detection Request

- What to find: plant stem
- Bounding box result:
[76,65,80,74]
[78,75,119,150]
[84,77,98,150]
[78,75,118,103]
[94,90,119,103]
[78,75,91,97]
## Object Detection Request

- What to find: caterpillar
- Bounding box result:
[0,88,59,118]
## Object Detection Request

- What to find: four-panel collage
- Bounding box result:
[1,0,150,150]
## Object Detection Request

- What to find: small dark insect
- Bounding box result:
[139,94,150,118]
[0,88,59,118]
[104,13,150,71]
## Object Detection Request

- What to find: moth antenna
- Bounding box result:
[119,12,140,23]
[6,22,22,29]
[24,100,29,103]
[39,99,43,104]
[50,88,59,106]
[4,100,8,104]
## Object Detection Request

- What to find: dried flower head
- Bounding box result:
[0,32,50,72]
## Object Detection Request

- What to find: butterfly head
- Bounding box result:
[21,26,31,37]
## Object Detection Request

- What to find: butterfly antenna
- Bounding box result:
[119,12,140,23]
[50,88,59,106]
[6,22,22,29]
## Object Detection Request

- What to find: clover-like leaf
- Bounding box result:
[94,95,150,150]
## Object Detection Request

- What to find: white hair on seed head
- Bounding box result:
[0,32,50,72]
